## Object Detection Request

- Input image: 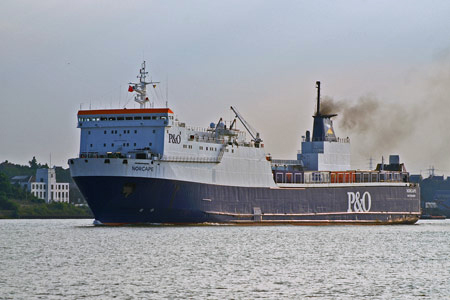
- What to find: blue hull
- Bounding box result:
[73,176,421,225]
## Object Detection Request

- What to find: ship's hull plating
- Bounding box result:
[73,176,420,225]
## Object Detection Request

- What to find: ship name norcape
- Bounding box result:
[347,191,372,212]
[132,165,154,172]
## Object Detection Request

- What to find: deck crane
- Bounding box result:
[230,106,262,147]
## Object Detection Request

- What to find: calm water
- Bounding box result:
[1,219,449,299]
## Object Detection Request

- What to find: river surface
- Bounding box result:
[1,219,449,299]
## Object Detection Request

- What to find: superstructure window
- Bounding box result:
[104,130,107,134]
[127,130,130,134]
[114,130,117,134]
[123,130,126,134]
[134,116,142,120]
[152,130,156,133]
[108,117,116,121]
[90,144,93,147]
[100,117,107,121]
[88,131,91,135]
[143,116,151,120]
[111,143,114,147]
[126,117,132,120]
[134,143,136,146]
[104,144,106,147]
[149,142,152,146]
[117,117,124,121]
[134,130,137,134]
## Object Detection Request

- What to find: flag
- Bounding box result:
[128,85,134,92]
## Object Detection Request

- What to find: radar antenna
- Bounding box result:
[128,61,160,108]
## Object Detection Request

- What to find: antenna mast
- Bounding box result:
[128,61,160,108]
[316,81,321,116]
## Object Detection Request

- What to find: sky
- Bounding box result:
[1,0,450,175]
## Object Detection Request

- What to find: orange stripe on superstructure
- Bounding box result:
[78,108,174,115]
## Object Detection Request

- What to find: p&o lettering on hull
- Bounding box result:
[347,191,372,212]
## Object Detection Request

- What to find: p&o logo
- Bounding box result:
[168,133,181,144]
[347,191,372,212]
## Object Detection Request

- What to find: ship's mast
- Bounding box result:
[129,61,160,108]
[316,81,321,116]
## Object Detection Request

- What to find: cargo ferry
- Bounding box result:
[69,62,421,225]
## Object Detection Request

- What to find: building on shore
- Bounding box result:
[11,168,69,203]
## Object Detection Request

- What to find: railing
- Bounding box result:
[161,145,227,163]
[160,156,219,163]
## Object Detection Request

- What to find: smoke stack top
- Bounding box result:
[311,81,338,142]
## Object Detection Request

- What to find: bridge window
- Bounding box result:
[100,117,107,121]
[126,117,132,120]
[117,117,124,121]
[152,116,157,120]
[143,116,151,120]
[134,116,142,120]
[108,117,116,121]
